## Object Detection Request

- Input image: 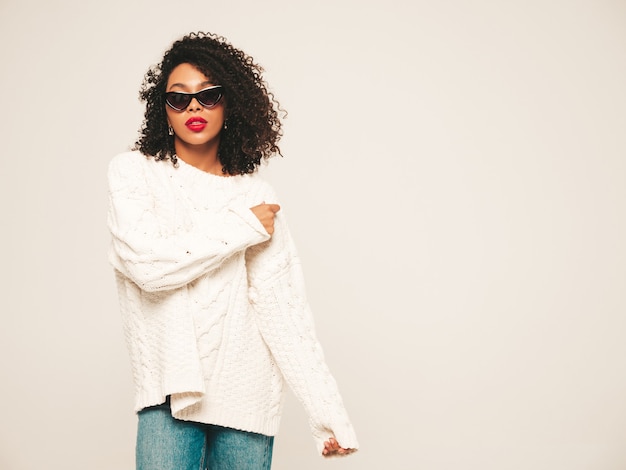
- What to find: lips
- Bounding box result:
[185,117,208,132]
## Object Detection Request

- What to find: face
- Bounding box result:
[165,63,225,152]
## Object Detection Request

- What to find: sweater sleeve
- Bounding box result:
[246,193,359,456]
[107,153,270,292]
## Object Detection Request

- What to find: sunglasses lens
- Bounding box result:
[197,88,223,108]
[165,93,191,110]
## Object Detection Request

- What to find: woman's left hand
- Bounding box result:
[322,437,355,457]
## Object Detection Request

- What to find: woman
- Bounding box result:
[107,31,358,469]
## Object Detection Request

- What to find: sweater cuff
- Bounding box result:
[228,204,271,238]
[313,421,360,457]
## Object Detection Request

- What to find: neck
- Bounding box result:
[174,138,224,175]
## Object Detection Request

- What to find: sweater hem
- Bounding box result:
[174,404,282,437]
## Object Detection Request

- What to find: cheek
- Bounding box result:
[212,104,224,118]
[165,108,176,126]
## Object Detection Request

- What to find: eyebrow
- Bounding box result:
[167,81,214,91]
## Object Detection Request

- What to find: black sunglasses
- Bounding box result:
[165,86,224,111]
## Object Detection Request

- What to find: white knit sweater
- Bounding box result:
[107,151,358,454]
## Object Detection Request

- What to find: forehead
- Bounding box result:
[166,63,214,90]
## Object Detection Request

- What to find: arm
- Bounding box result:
[107,154,270,292]
[246,203,359,456]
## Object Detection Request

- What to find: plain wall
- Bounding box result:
[1,1,625,469]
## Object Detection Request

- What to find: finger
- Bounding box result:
[267,204,281,213]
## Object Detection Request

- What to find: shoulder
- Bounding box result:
[107,150,158,194]
[108,150,151,175]
[246,172,281,202]
[107,150,165,186]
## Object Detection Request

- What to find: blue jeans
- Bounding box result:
[136,400,274,470]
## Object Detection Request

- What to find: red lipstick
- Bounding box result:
[185,117,207,132]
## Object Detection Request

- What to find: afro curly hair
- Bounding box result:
[134,31,284,175]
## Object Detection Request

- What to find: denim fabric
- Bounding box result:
[137,400,274,470]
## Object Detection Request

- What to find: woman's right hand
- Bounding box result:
[250,203,281,235]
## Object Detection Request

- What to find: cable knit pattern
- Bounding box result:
[107,151,358,454]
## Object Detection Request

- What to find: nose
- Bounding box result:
[187,97,202,111]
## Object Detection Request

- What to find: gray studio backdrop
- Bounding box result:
[1,1,625,469]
